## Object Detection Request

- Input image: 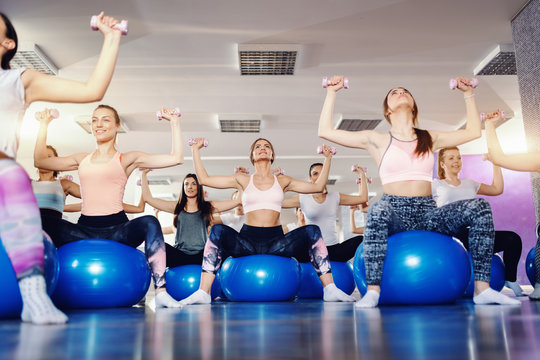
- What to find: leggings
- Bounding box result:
[296,235,364,263]
[0,159,44,279]
[535,236,540,285]
[41,211,167,289]
[455,229,522,282]
[165,243,204,267]
[202,224,331,276]
[364,194,494,285]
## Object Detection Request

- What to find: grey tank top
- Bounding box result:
[174,210,208,255]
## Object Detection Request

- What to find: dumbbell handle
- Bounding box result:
[35,109,59,121]
[322,76,349,89]
[90,16,128,35]
[317,145,337,155]
[480,111,506,121]
[156,108,181,121]
[449,78,478,90]
[188,138,208,147]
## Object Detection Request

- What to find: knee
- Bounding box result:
[141,215,162,233]
[304,224,322,239]
[208,224,228,243]
[471,198,492,212]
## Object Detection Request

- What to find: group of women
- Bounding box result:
[1,11,537,325]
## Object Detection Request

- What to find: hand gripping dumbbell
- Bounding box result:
[35,109,59,121]
[90,15,128,35]
[322,76,349,89]
[449,78,478,90]
[317,145,337,155]
[156,108,181,121]
[188,138,208,147]
[351,165,367,173]
[356,177,373,185]
[234,167,250,175]
[272,168,285,176]
[59,175,73,181]
[480,110,506,121]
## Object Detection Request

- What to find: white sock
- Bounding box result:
[354,290,380,308]
[179,289,212,306]
[323,283,354,302]
[19,275,68,325]
[529,283,540,301]
[473,288,521,305]
[155,291,183,308]
[504,281,523,296]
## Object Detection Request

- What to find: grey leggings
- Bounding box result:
[364,194,494,285]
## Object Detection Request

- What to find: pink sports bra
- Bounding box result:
[379,133,434,185]
[242,174,283,213]
[79,152,127,216]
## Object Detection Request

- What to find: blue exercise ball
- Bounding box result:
[297,261,355,299]
[166,265,223,300]
[0,233,59,319]
[526,247,536,285]
[52,239,151,309]
[220,255,300,301]
[353,231,471,305]
[464,254,505,297]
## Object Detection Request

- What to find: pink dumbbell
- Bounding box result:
[322,76,349,89]
[156,108,181,121]
[59,175,73,181]
[449,78,478,90]
[480,111,506,121]
[234,167,250,175]
[351,165,367,173]
[356,177,373,185]
[90,16,128,35]
[317,145,337,155]
[188,138,208,147]
[272,168,285,176]
[35,108,59,121]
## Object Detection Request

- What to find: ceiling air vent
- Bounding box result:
[75,115,129,134]
[474,44,517,76]
[11,43,58,75]
[336,116,382,131]
[238,44,299,75]
[148,177,173,186]
[326,178,337,186]
[219,114,261,133]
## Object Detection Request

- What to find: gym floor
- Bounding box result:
[0,289,539,360]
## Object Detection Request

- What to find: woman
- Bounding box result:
[318,75,519,307]
[350,203,369,235]
[0,11,121,324]
[34,104,184,308]
[179,138,354,305]
[433,146,524,296]
[485,109,540,300]
[281,163,368,262]
[141,170,240,267]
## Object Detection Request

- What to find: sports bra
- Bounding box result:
[242,174,283,213]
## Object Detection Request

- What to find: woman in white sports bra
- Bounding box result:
[179,137,355,305]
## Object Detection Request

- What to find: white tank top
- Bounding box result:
[0,68,27,158]
[32,180,66,213]
[299,192,340,246]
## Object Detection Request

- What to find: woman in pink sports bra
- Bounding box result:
[319,75,519,308]
[178,138,355,305]
[34,104,184,309]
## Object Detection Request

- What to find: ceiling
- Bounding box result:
[7,0,529,214]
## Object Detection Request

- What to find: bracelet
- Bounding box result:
[463,94,475,100]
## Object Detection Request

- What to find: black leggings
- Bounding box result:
[165,243,204,268]
[327,235,363,262]
[201,224,331,276]
[455,229,522,282]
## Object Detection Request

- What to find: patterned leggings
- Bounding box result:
[0,159,44,279]
[364,194,494,285]
[535,236,540,285]
[202,224,331,276]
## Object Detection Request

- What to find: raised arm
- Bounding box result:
[282,195,300,209]
[431,77,481,150]
[339,165,369,205]
[123,109,183,172]
[349,205,365,235]
[485,111,540,172]
[477,162,504,196]
[123,191,146,214]
[140,169,177,213]
[283,145,332,194]
[34,110,87,171]
[191,138,241,189]
[22,12,122,104]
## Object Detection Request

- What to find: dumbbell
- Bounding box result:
[272,168,285,176]
[59,175,73,181]
[356,177,373,185]
[90,16,128,35]
[480,111,506,121]
[322,76,349,89]
[234,167,250,175]
[34,109,59,121]
[317,145,337,155]
[156,108,181,121]
[188,138,208,147]
[351,165,367,173]
[449,78,478,90]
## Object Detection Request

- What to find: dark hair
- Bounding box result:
[383,87,432,157]
[173,174,213,228]
[94,104,121,125]
[46,145,59,178]
[1,13,18,70]
[437,147,460,179]
[309,163,323,178]
[249,138,275,165]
